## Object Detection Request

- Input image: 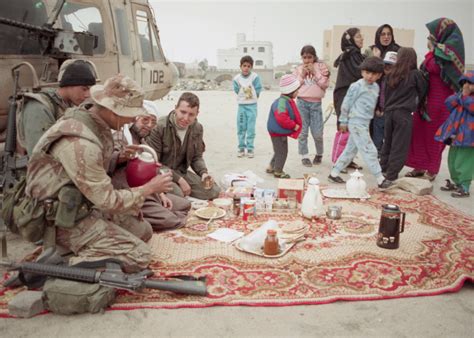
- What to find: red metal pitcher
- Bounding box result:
[125,145,161,187]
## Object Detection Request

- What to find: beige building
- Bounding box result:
[323,25,415,68]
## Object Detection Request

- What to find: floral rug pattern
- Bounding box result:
[1,190,472,313]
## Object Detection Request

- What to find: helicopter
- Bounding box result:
[0,0,178,142]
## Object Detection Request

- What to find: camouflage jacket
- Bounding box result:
[17,88,72,155]
[26,107,145,214]
[147,111,207,183]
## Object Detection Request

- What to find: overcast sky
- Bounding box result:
[150,0,473,66]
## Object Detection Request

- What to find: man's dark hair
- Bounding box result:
[240,55,254,66]
[177,92,200,109]
[359,56,384,74]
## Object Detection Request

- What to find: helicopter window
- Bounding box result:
[58,3,105,54]
[0,0,48,55]
[114,9,131,56]
[135,9,164,62]
[136,10,153,62]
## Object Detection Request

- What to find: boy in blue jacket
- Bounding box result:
[329,57,392,188]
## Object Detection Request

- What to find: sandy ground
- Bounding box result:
[0,90,472,337]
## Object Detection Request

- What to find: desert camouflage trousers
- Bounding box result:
[56,210,151,273]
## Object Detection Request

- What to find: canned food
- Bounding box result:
[242,199,256,221]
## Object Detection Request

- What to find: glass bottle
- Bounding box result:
[232,196,241,217]
[264,229,279,255]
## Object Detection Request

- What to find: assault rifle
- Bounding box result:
[2,260,208,296]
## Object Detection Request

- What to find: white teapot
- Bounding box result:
[346,169,367,197]
[301,177,324,219]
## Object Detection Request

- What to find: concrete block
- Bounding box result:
[8,290,44,318]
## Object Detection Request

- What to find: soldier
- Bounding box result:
[110,109,191,231]
[147,92,221,200]
[17,59,98,155]
[22,75,172,272]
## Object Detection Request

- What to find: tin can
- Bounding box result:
[242,200,256,221]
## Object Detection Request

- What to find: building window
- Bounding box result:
[243,47,247,53]
[258,47,265,52]
[255,60,263,66]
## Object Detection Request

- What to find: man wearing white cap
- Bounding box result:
[110,107,191,231]
[22,74,173,272]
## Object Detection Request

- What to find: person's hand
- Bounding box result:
[118,144,143,163]
[143,171,173,196]
[201,173,214,190]
[178,177,192,196]
[160,193,173,209]
[338,124,348,133]
[375,110,384,117]
[372,47,381,58]
[294,124,300,131]
[462,82,471,96]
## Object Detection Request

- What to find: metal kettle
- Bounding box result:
[125,145,161,187]
[376,204,405,249]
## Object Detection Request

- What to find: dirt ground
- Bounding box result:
[0,90,472,337]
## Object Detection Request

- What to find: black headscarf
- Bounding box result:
[370,24,401,58]
[333,28,366,116]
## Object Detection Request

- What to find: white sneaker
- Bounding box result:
[247,150,254,158]
[237,149,245,158]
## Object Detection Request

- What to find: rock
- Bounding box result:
[389,177,433,195]
[8,290,44,318]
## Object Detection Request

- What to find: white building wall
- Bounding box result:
[217,34,273,70]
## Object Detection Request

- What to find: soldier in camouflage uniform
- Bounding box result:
[24,75,173,272]
[17,59,98,155]
[110,110,191,231]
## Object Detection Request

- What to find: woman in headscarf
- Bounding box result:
[332,28,365,170]
[366,24,401,59]
[405,18,465,181]
[333,28,365,121]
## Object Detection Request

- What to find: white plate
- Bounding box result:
[322,188,371,199]
[194,207,226,220]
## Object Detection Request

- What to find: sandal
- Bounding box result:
[451,187,470,198]
[405,169,425,178]
[440,179,458,191]
[266,166,274,174]
[274,171,290,179]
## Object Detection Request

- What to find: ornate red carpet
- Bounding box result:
[1,190,473,313]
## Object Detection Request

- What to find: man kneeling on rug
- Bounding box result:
[18,75,173,272]
[109,107,191,230]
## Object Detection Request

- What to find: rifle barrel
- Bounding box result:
[20,262,99,283]
[144,279,208,296]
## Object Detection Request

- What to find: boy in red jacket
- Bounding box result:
[266,74,302,178]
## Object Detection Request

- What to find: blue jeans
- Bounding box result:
[297,99,324,156]
[333,121,382,178]
[237,104,257,151]
[372,114,385,154]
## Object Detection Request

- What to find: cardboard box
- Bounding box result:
[277,178,304,203]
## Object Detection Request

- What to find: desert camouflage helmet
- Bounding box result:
[90,74,146,117]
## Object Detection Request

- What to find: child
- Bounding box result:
[294,45,330,167]
[379,47,427,186]
[233,55,263,158]
[328,57,390,188]
[266,74,302,178]
[435,71,474,198]
[372,51,398,156]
